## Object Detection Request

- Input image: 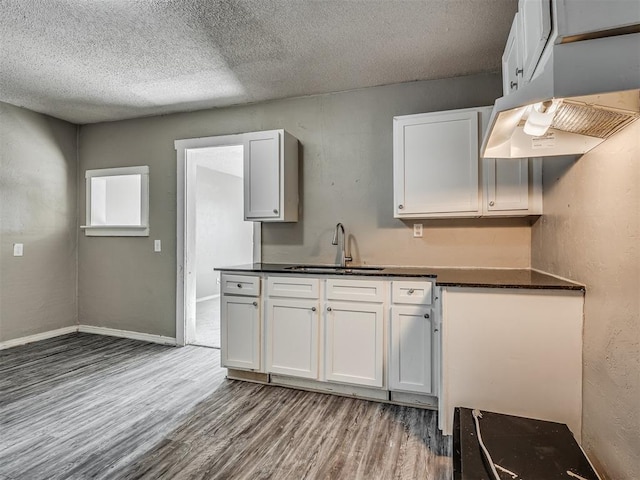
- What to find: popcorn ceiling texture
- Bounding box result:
[0,0,516,124]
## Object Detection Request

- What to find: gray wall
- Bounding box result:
[78,73,531,337]
[0,102,78,342]
[196,167,253,299]
[532,121,640,480]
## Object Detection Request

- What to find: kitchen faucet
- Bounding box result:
[332,222,352,268]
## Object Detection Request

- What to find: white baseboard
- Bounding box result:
[78,325,177,346]
[0,326,78,350]
[196,294,220,303]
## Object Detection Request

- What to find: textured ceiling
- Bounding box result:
[0,0,516,124]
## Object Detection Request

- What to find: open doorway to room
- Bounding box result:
[192,147,254,347]
[175,134,261,348]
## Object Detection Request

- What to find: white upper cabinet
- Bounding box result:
[502,0,639,95]
[519,0,552,82]
[393,109,480,218]
[243,129,298,222]
[394,106,542,218]
[502,13,524,96]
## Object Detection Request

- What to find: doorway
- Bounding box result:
[193,147,254,347]
[175,134,261,348]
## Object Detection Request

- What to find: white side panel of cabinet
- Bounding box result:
[390,306,433,394]
[440,287,584,437]
[324,302,384,388]
[554,0,640,41]
[393,110,480,217]
[244,131,281,220]
[266,298,319,379]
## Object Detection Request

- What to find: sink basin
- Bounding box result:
[284,265,384,273]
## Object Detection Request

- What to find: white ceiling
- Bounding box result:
[0,0,516,124]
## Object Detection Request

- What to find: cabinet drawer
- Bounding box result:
[267,276,320,299]
[221,274,261,296]
[392,281,433,305]
[326,279,385,303]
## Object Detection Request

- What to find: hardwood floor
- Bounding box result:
[0,333,452,479]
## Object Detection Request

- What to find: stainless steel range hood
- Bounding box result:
[482,33,640,159]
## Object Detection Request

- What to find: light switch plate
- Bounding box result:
[154,240,161,252]
[13,243,24,256]
[413,224,423,238]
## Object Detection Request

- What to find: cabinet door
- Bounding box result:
[484,158,530,213]
[394,110,479,218]
[390,306,433,394]
[502,13,523,96]
[519,0,552,81]
[244,130,281,220]
[324,302,384,388]
[221,295,260,370]
[266,298,319,379]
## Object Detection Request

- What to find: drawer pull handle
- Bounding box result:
[510,81,518,89]
[327,306,332,312]
[252,301,258,307]
[515,67,523,76]
[408,288,415,294]
[237,283,243,288]
[311,307,316,312]
[424,313,430,319]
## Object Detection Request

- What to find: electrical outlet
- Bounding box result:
[13,243,24,256]
[154,240,161,252]
[413,224,423,238]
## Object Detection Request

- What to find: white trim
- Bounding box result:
[0,326,78,350]
[85,165,149,178]
[196,294,221,303]
[84,165,150,237]
[78,325,177,346]
[175,133,262,347]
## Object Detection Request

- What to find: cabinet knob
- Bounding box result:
[398,204,404,210]
[424,313,430,319]
[408,288,415,295]
[434,327,439,332]
[273,209,278,214]
[311,306,316,312]
[515,67,523,77]
[252,301,258,307]
[489,201,495,207]
[327,306,332,312]
[510,81,518,90]
[237,283,242,288]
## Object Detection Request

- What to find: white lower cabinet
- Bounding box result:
[221,294,261,371]
[324,301,384,388]
[266,298,319,379]
[389,306,433,394]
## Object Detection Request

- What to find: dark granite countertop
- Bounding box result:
[215,263,584,291]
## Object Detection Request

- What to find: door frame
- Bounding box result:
[175,134,261,347]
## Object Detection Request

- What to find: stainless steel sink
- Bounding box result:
[284,265,384,273]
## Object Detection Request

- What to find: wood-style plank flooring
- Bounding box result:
[0,333,451,479]
[194,297,220,348]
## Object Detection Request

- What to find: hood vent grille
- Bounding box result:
[551,101,639,139]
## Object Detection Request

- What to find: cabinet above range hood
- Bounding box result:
[482,2,640,159]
